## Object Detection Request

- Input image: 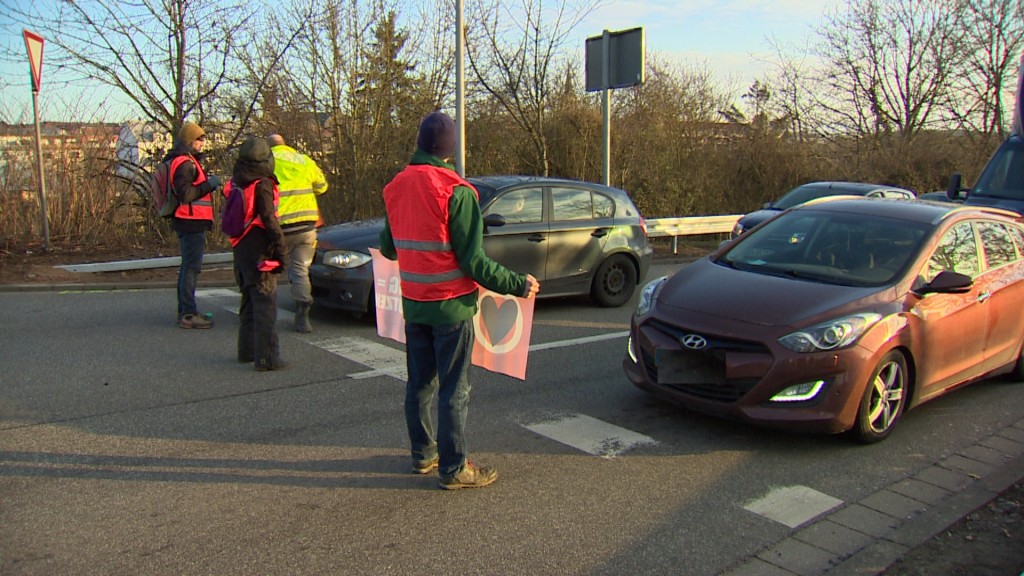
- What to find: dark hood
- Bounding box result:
[232,158,276,188]
[737,208,782,231]
[316,218,386,251]
[656,258,886,328]
[963,194,1024,216]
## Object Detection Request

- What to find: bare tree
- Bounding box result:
[950,0,1024,137]
[814,0,967,142]
[4,0,267,135]
[466,0,601,176]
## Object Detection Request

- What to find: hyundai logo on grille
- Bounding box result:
[680,334,708,350]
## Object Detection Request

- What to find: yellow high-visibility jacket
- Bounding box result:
[271,144,328,228]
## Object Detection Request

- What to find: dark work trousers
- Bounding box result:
[237,276,279,366]
[233,231,282,368]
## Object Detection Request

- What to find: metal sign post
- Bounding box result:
[456,0,466,177]
[23,29,51,251]
[585,27,645,187]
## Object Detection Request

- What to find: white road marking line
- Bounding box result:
[311,336,408,381]
[197,288,239,299]
[743,485,844,528]
[529,331,629,352]
[523,414,657,458]
[197,288,293,320]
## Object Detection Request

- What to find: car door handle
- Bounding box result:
[591,228,610,238]
[977,291,991,303]
[528,234,546,243]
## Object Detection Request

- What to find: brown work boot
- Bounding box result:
[178,313,213,329]
[439,461,497,490]
[412,456,439,475]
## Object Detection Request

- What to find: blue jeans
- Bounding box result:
[177,231,206,318]
[404,320,473,476]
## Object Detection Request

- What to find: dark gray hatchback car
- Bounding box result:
[731,181,917,238]
[309,175,653,315]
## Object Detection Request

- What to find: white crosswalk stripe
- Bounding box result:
[523,413,657,458]
[310,336,407,380]
[743,485,844,528]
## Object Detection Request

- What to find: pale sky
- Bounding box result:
[574,0,843,91]
[0,0,844,123]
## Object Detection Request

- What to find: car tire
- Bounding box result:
[851,350,908,444]
[1011,341,1024,381]
[591,254,637,307]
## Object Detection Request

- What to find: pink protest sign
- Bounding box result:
[370,249,535,380]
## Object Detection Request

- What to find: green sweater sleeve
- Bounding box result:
[379,216,397,260]
[448,185,527,296]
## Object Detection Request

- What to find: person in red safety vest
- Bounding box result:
[165,121,222,329]
[380,111,540,490]
[226,136,289,371]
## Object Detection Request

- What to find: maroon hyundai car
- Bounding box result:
[624,196,1024,442]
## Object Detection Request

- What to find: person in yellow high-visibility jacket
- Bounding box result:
[268,133,329,333]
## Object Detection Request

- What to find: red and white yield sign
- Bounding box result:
[23,29,44,93]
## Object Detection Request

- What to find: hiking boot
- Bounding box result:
[439,461,497,490]
[179,313,213,329]
[256,359,290,372]
[412,456,439,475]
[295,302,313,334]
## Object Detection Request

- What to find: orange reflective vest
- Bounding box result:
[382,165,479,302]
[172,155,213,221]
[222,178,279,248]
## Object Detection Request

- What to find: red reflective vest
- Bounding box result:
[221,178,279,248]
[172,154,213,221]
[382,165,479,302]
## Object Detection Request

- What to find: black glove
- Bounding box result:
[204,174,222,192]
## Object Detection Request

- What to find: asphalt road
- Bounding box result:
[2,261,1024,575]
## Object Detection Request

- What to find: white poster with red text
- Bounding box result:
[370,248,534,380]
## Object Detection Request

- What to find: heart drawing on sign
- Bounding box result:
[479,294,519,347]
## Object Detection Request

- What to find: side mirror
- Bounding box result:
[482,213,506,233]
[946,173,962,200]
[915,270,973,296]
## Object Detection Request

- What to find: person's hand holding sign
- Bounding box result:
[524,274,540,299]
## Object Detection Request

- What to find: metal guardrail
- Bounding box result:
[52,215,743,272]
[646,215,742,254]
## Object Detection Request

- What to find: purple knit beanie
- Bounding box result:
[416,112,457,158]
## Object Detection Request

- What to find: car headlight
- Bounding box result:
[732,222,745,237]
[323,250,371,269]
[778,313,882,353]
[636,276,668,316]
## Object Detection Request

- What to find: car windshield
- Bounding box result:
[717,209,929,287]
[972,138,1024,200]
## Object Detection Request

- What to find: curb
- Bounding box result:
[0,279,237,293]
[721,418,1024,576]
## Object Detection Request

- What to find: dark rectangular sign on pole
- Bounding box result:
[585,27,645,92]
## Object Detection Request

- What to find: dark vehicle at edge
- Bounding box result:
[310,176,653,315]
[948,134,1024,216]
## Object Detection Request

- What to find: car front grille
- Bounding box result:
[640,319,769,403]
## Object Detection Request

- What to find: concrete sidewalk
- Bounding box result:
[722,417,1024,575]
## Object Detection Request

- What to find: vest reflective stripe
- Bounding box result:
[400,268,467,284]
[222,178,279,247]
[382,165,479,302]
[173,155,213,221]
[393,239,452,251]
[272,145,327,227]
[279,188,315,197]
